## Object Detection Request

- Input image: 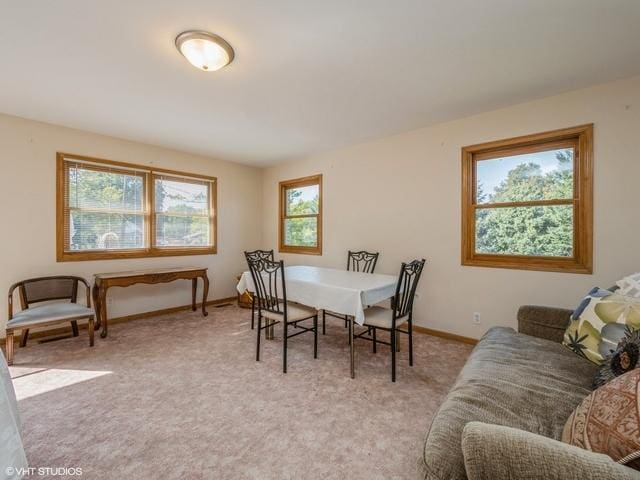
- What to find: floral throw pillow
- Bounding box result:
[563,287,640,364]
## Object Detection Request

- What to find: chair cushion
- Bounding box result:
[7,303,93,328]
[262,303,317,323]
[362,306,407,329]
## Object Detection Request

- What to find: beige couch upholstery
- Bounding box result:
[421,304,639,480]
[462,422,640,480]
[1,350,28,479]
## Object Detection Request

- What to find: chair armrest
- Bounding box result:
[517,305,573,343]
[6,282,21,320]
[76,277,92,308]
[462,422,640,480]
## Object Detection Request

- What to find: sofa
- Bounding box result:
[421,304,640,480]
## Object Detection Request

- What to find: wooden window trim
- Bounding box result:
[279,174,323,255]
[461,124,593,274]
[56,152,217,262]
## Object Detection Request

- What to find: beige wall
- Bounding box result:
[3,75,639,341]
[0,113,263,336]
[262,75,640,339]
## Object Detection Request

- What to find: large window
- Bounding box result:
[57,153,217,261]
[279,174,322,255]
[461,125,593,273]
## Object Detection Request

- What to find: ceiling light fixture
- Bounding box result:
[175,30,234,72]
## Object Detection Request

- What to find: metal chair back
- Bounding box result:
[247,258,287,318]
[393,259,426,320]
[244,249,275,264]
[347,250,379,273]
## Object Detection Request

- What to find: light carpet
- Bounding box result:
[9,305,472,479]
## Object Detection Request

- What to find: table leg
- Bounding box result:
[349,318,355,379]
[201,274,209,317]
[99,286,109,338]
[92,283,101,331]
[191,278,197,312]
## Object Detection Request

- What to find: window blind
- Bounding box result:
[63,159,149,252]
[153,174,214,248]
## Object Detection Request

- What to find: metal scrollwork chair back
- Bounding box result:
[244,249,275,263]
[244,250,275,329]
[246,257,286,318]
[347,250,379,273]
[393,259,426,320]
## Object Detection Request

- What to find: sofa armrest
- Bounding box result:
[462,422,640,480]
[1,350,28,479]
[517,305,573,343]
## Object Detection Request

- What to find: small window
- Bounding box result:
[279,174,322,255]
[57,153,217,261]
[153,175,214,249]
[461,125,593,273]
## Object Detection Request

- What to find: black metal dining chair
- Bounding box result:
[244,250,274,329]
[353,258,425,382]
[247,257,318,373]
[322,250,379,334]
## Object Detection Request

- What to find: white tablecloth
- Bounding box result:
[236,265,398,325]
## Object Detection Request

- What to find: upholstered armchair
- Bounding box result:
[5,276,95,365]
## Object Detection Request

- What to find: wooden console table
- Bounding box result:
[92,267,209,338]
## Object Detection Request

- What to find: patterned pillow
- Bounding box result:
[562,369,640,469]
[563,287,640,364]
[617,272,640,298]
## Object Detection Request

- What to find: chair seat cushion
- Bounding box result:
[7,303,93,328]
[262,303,317,323]
[363,306,408,329]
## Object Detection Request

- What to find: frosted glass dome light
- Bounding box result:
[175,30,234,72]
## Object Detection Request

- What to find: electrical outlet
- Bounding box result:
[107,297,115,306]
[473,312,481,324]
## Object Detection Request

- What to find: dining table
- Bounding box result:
[236,265,398,378]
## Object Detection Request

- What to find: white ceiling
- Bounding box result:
[1,1,640,166]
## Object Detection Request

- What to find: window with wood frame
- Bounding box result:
[279,174,322,255]
[56,153,217,261]
[461,125,593,273]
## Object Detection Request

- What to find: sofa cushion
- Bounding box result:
[422,326,598,480]
[462,422,640,480]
